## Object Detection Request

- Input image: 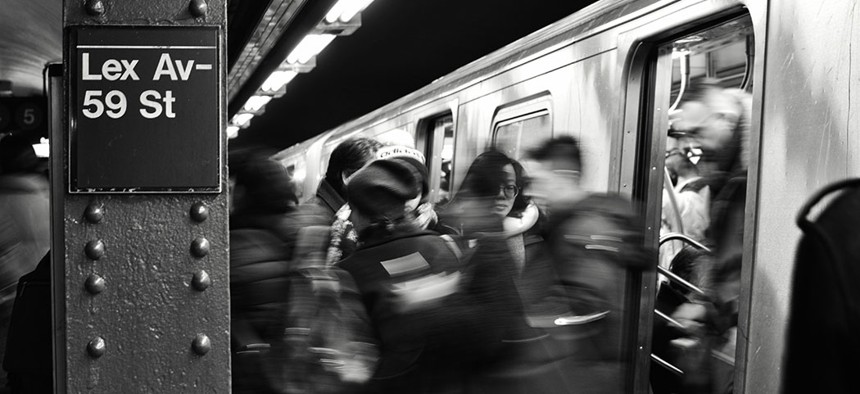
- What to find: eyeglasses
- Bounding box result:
[499,184,519,198]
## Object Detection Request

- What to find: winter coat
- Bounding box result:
[339,222,521,393]
[229,213,293,393]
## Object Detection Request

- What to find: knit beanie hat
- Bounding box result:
[376,146,429,200]
[347,159,421,220]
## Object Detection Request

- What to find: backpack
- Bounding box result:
[784,178,860,394]
[275,226,378,394]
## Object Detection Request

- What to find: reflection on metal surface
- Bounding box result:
[190,237,211,258]
[655,309,685,329]
[84,203,105,224]
[658,232,712,253]
[192,270,212,291]
[651,353,683,376]
[190,202,210,222]
[85,274,106,295]
[85,240,106,260]
[192,334,212,355]
[189,0,208,18]
[656,265,704,296]
[87,337,106,358]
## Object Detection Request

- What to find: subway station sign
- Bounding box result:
[69,27,221,193]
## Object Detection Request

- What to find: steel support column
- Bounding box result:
[58,1,229,392]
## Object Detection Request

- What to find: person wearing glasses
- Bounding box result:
[440,150,541,270]
[441,150,587,393]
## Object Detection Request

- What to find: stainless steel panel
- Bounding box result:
[747,0,860,393]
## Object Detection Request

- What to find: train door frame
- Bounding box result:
[616,2,765,393]
[416,110,456,204]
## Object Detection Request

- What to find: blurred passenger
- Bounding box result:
[326,145,435,265]
[441,151,539,256]
[2,252,51,394]
[338,159,521,393]
[524,136,650,393]
[229,152,297,394]
[443,151,582,393]
[669,81,752,394]
[286,137,383,257]
[673,80,751,197]
[0,134,50,391]
[310,137,384,221]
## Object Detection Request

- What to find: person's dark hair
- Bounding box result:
[324,137,384,196]
[0,134,39,175]
[456,150,529,217]
[527,135,582,173]
[234,152,297,214]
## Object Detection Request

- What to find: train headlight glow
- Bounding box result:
[286,34,336,64]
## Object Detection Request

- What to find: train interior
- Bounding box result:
[647,14,754,393]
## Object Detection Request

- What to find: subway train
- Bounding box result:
[271,0,859,392]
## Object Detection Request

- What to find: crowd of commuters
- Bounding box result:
[228,134,657,393]
[0,80,748,394]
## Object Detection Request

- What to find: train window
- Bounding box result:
[492,109,551,161]
[643,14,754,394]
[418,114,455,204]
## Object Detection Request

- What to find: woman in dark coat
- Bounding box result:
[442,150,580,394]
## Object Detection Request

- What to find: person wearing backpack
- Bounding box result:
[339,159,522,393]
[523,136,651,393]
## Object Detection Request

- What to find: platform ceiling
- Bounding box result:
[0,0,596,150]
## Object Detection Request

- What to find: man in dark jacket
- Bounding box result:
[285,138,384,257]
[524,136,649,393]
[301,138,383,221]
[339,159,522,393]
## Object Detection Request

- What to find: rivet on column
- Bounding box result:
[191,334,211,355]
[87,337,106,358]
[189,0,208,18]
[190,237,210,258]
[85,0,105,16]
[85,240,105,260]
[84,203,104,223]
[190,202,209,222]
[191,270,211,291]
[85,274,106,294]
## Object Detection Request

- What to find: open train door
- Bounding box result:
[617,2,764,393]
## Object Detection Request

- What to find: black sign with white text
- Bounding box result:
[70,27,221,192]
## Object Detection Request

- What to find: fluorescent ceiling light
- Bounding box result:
[227,126,240,139]
[286,34,335,64]
[243,95,272,112]
[232,113,254,128]
[261,70,298,92]
[325,0,375,23]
